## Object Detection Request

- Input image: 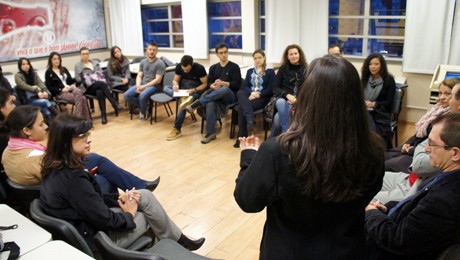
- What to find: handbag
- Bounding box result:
[264,96,278,119]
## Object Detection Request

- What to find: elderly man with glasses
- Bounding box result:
[364,107,460,259]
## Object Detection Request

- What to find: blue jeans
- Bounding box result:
[124,85,160,115]
[164,86,201,130]
[269,112,281,138]
[199,87,236,134]
[270,98,291,137]
[31,99,53,116]
[85,153,147,193]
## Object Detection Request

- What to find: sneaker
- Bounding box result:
[186,100,201,114]
[166,128,182,141]
[139,113,145,121]
[201,133,216,144]
[179,96,195,110]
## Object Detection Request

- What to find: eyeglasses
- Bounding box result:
[74,132,91,142]
[427,138,451,149]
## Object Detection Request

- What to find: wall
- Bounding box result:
[0,0,431,123]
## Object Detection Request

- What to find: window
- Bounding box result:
[141,4,183,48]
[259,0,265,50]
[208,0,242,49]
[329,0,406,58]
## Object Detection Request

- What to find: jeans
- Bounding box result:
[31,99,53,116]
[199,87,236,134]
[124,85,160,115]
[269,112,281,138]
[85,153,147,193]
[270,98,291,137]
[164,85,201,130]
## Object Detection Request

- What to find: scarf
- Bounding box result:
[8,137,47,151]
[364,76,383,102]
[251,68,264,92]
[415,103,450,138]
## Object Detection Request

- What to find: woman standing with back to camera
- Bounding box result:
[234,56,385,259]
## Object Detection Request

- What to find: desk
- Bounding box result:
[19,241,94,260]
[0,204,51,259]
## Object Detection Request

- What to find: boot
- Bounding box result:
[98,98,108,125]
[48,105,60,117]
[177,234,205,251]
[101,84,122,116]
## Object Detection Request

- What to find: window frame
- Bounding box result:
[329,0,406,60]
[207,0,243,50]
[141,4,184,50]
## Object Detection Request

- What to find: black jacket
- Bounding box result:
[272,63,306,99]
[366,170,460,259]
[44,67,76,97]
[40,167,135,250]
[234,138,384,259]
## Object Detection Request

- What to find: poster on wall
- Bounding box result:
[0,0,107,63]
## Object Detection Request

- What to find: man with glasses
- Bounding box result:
[365,111,460,259]
[186,43,241,144]
[373,81,460,204]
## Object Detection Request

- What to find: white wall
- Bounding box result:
[0,0,432,123]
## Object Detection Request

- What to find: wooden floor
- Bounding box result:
[86,103,415,259]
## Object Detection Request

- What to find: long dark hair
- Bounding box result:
[360,53,390,87]
[41,114,92,179]
[0,106,40,138]
[17,57,35,85]
[0,88,12,121]
[109,46,127,74]
[281,44,308,68]
[47,52,65,75]
[278,55,385,203]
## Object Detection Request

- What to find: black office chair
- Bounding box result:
[30,199,95,257]
[131,57,145,64]
[391,84,405,147]
[229,104,265,139]
[29,199,152,258]
[94,231,213,260]
[6,178,40,216]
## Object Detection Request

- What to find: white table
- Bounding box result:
[19,241,94,260]
[0,204,51,259]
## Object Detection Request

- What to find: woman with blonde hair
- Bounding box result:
[234,49,275,147]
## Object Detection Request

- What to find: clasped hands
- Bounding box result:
[286,94,297,105]
[365,200,387,212]
[118,188,141,217]
[211,79,225,90]
[239,136,260,151]
[248,92,261,101]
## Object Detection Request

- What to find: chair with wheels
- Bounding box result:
[6,178,40,216]
[390,84,406,147]
[94,231,213,260]
[29,199,152,258]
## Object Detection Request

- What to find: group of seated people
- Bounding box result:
[1,40,460,259]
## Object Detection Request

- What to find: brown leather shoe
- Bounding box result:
[179,96,195,110]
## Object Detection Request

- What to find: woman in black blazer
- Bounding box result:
[234,56,385,259]
[45,52,90,119]
[361,53,396,148]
